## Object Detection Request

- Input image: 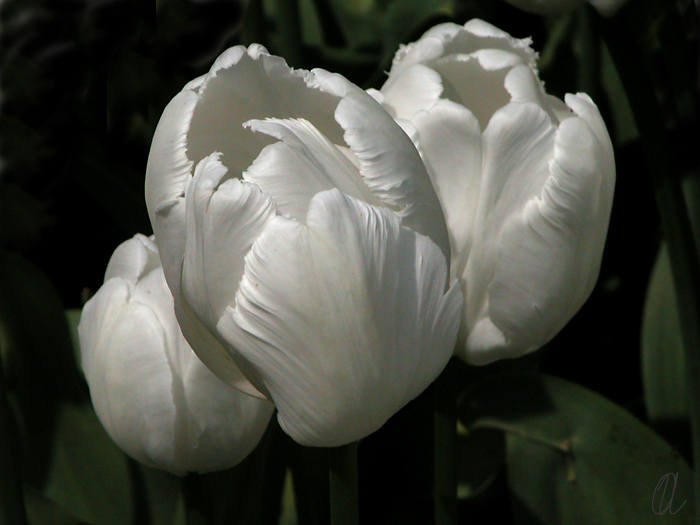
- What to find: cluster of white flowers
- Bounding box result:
[79,19,614,475]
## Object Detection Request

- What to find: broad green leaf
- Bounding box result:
[23,485,87,525]
[135,465,186,525]
[641,175,700,441]
[459,372,694,523]
[600,44,639,145]
[42,402,133,525]
[0,249,86,487]
[642,246,687,422]
[456,425,504,500]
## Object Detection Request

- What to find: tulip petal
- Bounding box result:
[79,278,130,383]
[217,189,462,446]
[462,102,555,343]
[389,20,536,76]
[330,76,451,257]
[464,105,613,364]
[430,54,512,129]
[242,117,383,221]
[174,299,266,399]
[104,234,160,282]
[565,93,615,176]
[145,89,198,293]
[80,279,181,471]
[380,64,444,121]
[186,46,345,176]
[178,153,276,397]
[411,99,482,277]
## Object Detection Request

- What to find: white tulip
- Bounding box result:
[145,45,463,446]
[378,19,615,365]
[78,234,274,475]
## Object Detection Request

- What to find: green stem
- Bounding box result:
[434,369,457,525]
[182,473,210,525]
[575,7,599,100]
[240,0,267,49]
[276,0,303,69]
[597,7,700,515]
[0,353,27,525]
[328,442,359,525]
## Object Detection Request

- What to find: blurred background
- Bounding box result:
[0,0,697,523]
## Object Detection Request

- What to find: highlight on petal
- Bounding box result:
[379,64,445,121]
[460,101,557,360]
[242,117,383,221]
[411,99,482,278]
[104,233,159,283]
[178,153,276,397]
[79,235,274,475]
[332,78,451,257]
[463,105,614,365]
[216,189,462,446]
[388,20,536,79]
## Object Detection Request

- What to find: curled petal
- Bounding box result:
[464,105,613,364]
[461,102,556,356]
[243,117,382,221]
[330,74,451,257]
[388,20,537,78]
[411,99,482,278]
[180,154,276,396]
[379,64,444,121]
[104,233,159,282]
[217,189,462,446]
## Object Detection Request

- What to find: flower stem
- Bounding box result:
[276,0,303,69]
[597,6,700,515]
[182,473,210,525]
[0,355,27,525]
[328,442,359,525]
[434,368,457,525]
[240,0,267,50]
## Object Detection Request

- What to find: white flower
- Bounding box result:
[378,19,615,365]
[78,234,274,475]
[145,45,463,446]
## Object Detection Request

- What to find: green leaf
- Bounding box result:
[456,424,504,500]
[459,372,694,523]
[41,402,133,525]
[134,465,186,525]
[0,249,86,487]
[641,175,700,445]
[23,485,88,525]
[642,246,687,422]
